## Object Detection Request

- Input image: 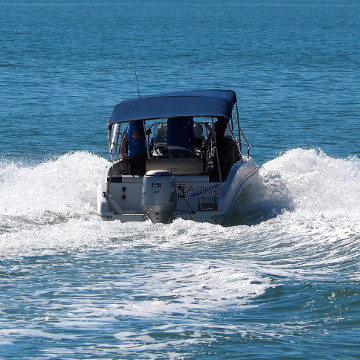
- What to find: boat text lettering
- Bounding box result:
[179,184,222,198]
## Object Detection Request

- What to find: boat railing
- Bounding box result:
[239,127,251,158]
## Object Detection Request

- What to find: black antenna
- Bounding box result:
[133,62,141,98]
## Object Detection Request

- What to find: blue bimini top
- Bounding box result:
[109,89,237,125]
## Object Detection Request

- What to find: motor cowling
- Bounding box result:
[142,170,177,224]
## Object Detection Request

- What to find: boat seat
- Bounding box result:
[146,157,203,175]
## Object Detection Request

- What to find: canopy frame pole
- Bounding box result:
[108,120,114,163]
[211,117,223,183]
[142,120,151,159]
[235,101,242,155]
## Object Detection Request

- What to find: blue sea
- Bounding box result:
[1,0,360,359]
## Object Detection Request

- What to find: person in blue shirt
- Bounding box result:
[120,120,147,175]
[167,116,195,157]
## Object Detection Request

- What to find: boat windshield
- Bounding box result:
[148,120,210,156]
[108,115,248,182]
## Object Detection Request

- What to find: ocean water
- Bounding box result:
[1,1,360,359]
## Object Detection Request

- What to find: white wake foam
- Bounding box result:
[1,149,359,274]
[234,148,360,222]
[261,148,360,218]
[0,152,108,219]
[1,148,358,223]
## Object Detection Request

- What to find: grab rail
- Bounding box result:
[239,127,251,158]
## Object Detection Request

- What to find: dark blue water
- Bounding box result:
[1,1,360,359]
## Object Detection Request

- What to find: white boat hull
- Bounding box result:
[97,157,258,224]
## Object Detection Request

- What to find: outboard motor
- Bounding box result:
[142,170,177,224]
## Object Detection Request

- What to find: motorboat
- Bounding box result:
[97,89,258,224]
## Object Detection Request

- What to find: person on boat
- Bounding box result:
[206,117,240,179]
[193,122,205,149]
[120,120,148,175]
[157,124,167,143]
[167,116,195,158]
